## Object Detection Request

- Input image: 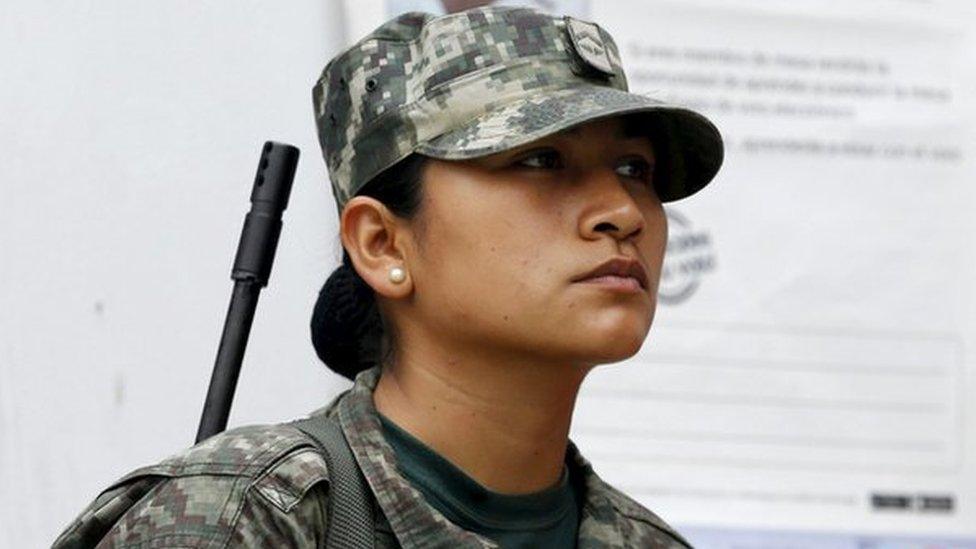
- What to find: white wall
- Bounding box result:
[0,2,350,546]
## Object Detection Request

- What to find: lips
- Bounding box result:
[572,256,649,290]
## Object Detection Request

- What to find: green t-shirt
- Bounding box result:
[377,412,580,548]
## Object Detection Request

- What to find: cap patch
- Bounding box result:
[565,17,614,75]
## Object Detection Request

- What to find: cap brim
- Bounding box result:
[415,85,724,202]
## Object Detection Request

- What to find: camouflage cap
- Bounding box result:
[313,6,724,214]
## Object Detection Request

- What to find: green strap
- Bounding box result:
[292,416,375,549]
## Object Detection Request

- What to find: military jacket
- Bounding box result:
[54,365,691,548]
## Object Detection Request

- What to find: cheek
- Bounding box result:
[447,216,551,292]
[419,197,560,321]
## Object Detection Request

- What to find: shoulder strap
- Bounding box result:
[292,416,375,549]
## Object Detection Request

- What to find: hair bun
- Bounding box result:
[310,260,384,380]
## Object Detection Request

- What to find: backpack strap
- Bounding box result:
[292,416,375,549]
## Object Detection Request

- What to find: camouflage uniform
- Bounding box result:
[54,364,692,548]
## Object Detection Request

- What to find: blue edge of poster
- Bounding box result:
[681,526,976,549]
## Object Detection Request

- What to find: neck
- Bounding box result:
[372,337,591,495]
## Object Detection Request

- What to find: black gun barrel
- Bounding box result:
[195,141,299,443]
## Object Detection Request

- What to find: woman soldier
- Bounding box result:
[55,6,722,548]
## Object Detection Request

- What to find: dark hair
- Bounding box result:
[311,154,428,381]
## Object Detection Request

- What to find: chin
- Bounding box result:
[576,324,649,364]
[604,337,646,362]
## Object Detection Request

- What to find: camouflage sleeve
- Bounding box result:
[92,446,331,548]
[52,423,335,549]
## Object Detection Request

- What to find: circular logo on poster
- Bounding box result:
[658,209,716,305]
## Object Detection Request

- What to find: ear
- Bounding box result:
[340,196,414,299]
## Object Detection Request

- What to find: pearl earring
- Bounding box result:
[388,266,406,284]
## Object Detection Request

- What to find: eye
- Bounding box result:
[514,148,563,170]
[616,157,654,183]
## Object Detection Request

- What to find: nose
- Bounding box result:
[578,167,645,243]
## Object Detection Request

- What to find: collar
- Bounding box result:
[322,364,659,548]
